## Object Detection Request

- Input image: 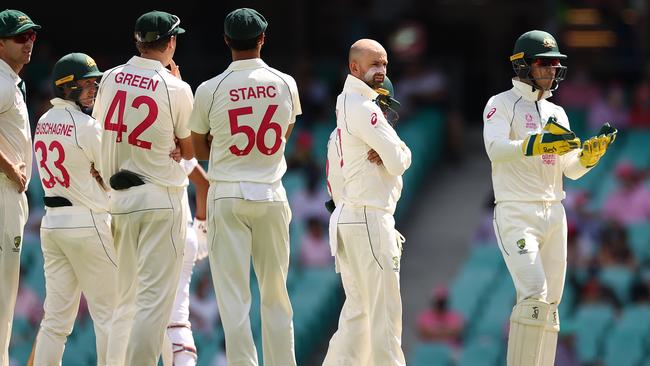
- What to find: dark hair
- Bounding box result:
[226,34,262,51]
[135,35,173,53]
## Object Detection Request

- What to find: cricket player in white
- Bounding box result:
[32,53,118,366]
[324,40,411,366]
[324,76,403,366]
[483,30,617,366]
[0,9,40,364]
[93,11,194,366]
[161,158,209,366]
[190,8,300,366]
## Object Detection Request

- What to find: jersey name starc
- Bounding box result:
[189,58,301,184]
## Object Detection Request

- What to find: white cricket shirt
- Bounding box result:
[188,58,301,186]
[483,79,590,203]
[0,59,32,182]
[336,75,411,215]
[34,98,109,212]
[326,128,343,206]
[93,56,193,188]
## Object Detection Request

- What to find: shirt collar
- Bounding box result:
[50,97,81,111]
[127,56,165,71]
[512,78,552,102]
[227,58,268,71]
[343,74,378,100]
[0,58,21,84]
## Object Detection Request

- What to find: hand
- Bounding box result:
[522,122,580,156]
[90,163,106,188]
[7,162,27,192]
[169,59,181,80]
[193,218,209,260]
[579,123,617,168]
[367,149,383,165]
[169,138,181,162]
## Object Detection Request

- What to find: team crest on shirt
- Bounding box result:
[13,236,21,253]
[525,113,537,129]
[392,256,400,272]
[516,238,528,254]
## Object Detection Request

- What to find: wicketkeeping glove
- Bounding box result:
[193,218,209,260]
[522,119,581,156]
[579,123,617,168]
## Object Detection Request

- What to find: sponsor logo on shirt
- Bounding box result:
[525,113,537,129]
[371,112,378,126]
[486,107,496,119]
[541,154,557,165]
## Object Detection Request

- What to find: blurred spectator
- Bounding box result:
[630,267,650,304]
[596,223,636,270]
[13,281,42,327]
[555,321,580,366]
[555,69,599,109]
[299,217,333,268]
[189,272,220,334]
[415,286,464,348]
[587,82,629,132]
[394,58,448,118]
[290,165,331,225]
[602,161,650,225]
[628,80,650,128]
[287,130,317,175]
[577,273,619,309]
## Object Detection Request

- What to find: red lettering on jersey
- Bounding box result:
[35,122,73,136]
[114,72,159,91]
[228,85,278,101]
[486,107,496,119]
[230,89,240,102]
[371,113,377,125]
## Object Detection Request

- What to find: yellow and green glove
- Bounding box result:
[579,123,618,168]
[522,119,581,156]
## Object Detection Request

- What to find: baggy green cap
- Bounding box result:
[224,8,267,40]
[0,9,41,38]
[134,10,185,43]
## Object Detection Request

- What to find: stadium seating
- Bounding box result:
[573,303,615,364]
[408,341,454,366]
[457,338,501,366]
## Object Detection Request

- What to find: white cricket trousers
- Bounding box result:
[106,184,187,366]
[323,205,405,366]
[493,201,567,304]
[162,223,198,366]
[34,207,118,366]
[208,185,296,366]
[0,174,28,366]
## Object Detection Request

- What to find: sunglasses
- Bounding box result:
[11,31,37,44]
[533,58,561,67]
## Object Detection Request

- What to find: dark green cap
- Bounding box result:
[134,10,185,43]
[510,30,567,62]
[0,9,41,38]
[377,76,401,109]
[224,8,267,40]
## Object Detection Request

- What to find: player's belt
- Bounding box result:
[109,170,145,190]
[44,196,73,207]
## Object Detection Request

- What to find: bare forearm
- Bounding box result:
[189,165,209,220]
[192,132,211,161]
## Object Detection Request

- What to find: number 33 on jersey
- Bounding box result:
[188,58,301,183]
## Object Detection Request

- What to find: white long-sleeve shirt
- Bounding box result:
[326,128,343,206]
[483,79,590,203]
[34,98,109,212]
[336,75,411,214]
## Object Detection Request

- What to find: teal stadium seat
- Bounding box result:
[469,273,514,341]
[626,222,650,263]
[408,341,453,366]
[616,130,650,168]
[573,303,615,364]
[598,265,635,305]
[457,338,502,366]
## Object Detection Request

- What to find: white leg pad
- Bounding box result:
[540,304,560,366]
[507,298,551,366]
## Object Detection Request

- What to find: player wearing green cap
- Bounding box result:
[483,30,617,366]
[189,7,301,366]
[0,9,40,364]
[92,10,195,365]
